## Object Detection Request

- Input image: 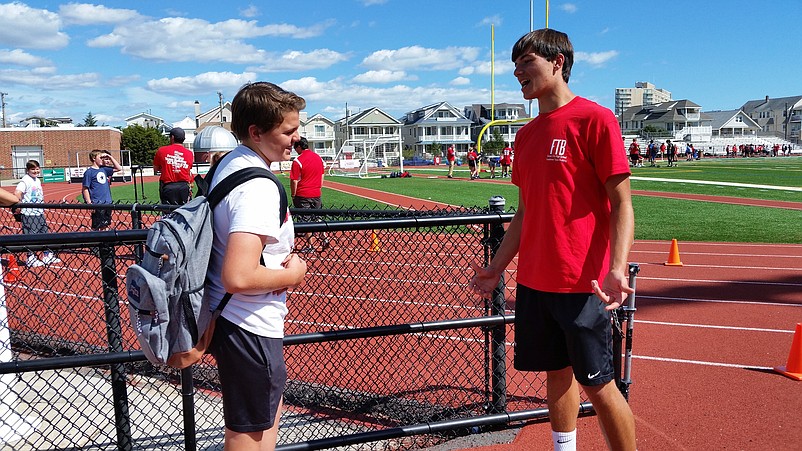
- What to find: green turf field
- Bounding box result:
[108,156,802,243]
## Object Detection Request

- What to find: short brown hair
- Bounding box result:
[231,82,306,141]
[511,28,574,83]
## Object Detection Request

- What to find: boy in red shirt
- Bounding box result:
[471,29,635,451]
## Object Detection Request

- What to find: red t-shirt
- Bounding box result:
[628,142,640,155]
[447,147,455,161]
[290,149,324,198]
[511,96,630,293]
[502,147,512,164]
[154,143,194,183]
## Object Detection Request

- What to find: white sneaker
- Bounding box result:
[42,254,61,265]
[26,257,45,268]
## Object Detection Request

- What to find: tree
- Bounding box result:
[482,129,506,155]
[82,112,98,127]
[122,124,168,165]
[427,142,443,157]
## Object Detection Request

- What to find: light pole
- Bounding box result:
[0,92,7,128]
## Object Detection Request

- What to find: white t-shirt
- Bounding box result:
[204,145,295,338]
[16,174,44,216]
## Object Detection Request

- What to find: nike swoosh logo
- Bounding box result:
[587,370,601,379]
[557,439,572,444]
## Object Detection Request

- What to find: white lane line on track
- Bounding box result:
[632,250,802,259]
[634,240,802,249]
[637,294,802,308]
[632,355,773,371]
[640,263,802,271]
[639,276,802,287]
[635,320,794,334]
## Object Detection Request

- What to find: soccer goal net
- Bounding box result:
[328,137,403,178]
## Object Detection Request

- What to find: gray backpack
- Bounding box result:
[125,161,287,368]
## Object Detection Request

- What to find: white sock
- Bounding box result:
[552,429,576,451]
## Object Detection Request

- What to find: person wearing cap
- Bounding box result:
[290,137,328,251]
[154,127,194,205]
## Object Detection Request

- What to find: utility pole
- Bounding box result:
[0,92,7,128]
[217,91,224,125]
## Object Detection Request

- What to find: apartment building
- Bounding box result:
[615,82,672,116]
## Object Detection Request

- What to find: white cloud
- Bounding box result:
[0,3,69,49]
[575,50,619,66]
[479,15,502,27]
[249,49,350,72]
[86,17,334,63]
[0,69,101,90]
[451,77,470,86]
[352,70,410,83]
[146,71,259,94]
[239,5,260,18]
[362,45,481,71]
[361,0,388,5]
[560,3,578,14]
[0,49,52,67]
[59,3,140,25]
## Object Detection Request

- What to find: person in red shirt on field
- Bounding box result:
[501,145,513,177]
[628,138,643,167]
[471,28,635,451]
[467,144,479,179]
[447,145,456,178]
[290,137,328,251]
[153,127,194,205]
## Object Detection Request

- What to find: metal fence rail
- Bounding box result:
[0,202,631,450]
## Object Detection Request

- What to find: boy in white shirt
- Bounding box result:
[206,82,308,451]
[15,160,60,266]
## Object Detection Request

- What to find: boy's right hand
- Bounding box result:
[470,262,501,298]
[282,254,307,289]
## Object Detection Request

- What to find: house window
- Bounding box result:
[315,125,325,135]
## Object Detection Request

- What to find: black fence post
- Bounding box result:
[487,196,507,413]
[181,366,198,451]
[98,243,133,451]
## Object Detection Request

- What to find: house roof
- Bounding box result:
[703,110,759,130]
[741,95,802,113]
[338,107,401,125]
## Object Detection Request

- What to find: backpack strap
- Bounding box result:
[204,166,288,314]
[206,167,288,226]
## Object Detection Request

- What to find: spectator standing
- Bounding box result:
[628,138,642,167]
[666,139,676,167]
[467,144,479,179]
[15,160,60,266]
[501,144,513,177]
[154,127,194,205]
[471,29,636,451]
[647,139,657,166]
[446,145,456,178]
[206,81,308,451]
[290,137,328,251]
[82,150,121,230]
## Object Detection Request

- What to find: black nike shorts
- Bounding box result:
[513,284,614,386]
[210,316,287,433]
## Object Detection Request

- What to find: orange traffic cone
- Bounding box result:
[3,254,20,283]
[368,231,381,252]
[664,239,683,266]
[774,323,802,381]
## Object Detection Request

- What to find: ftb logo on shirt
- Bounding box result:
[547,139,568,162]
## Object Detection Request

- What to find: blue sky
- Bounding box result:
[1,1,800,128]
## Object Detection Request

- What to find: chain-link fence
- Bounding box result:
[0,202,633,450]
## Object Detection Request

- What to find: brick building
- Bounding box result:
[0,127,122,179]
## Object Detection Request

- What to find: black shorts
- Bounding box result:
[21,215,48,234]
[513,284,614,386]
[91,208,112,230]
[159,181,191,205]
[468,161,476,168]
[210,317,287,433]
[292,196,322,223]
